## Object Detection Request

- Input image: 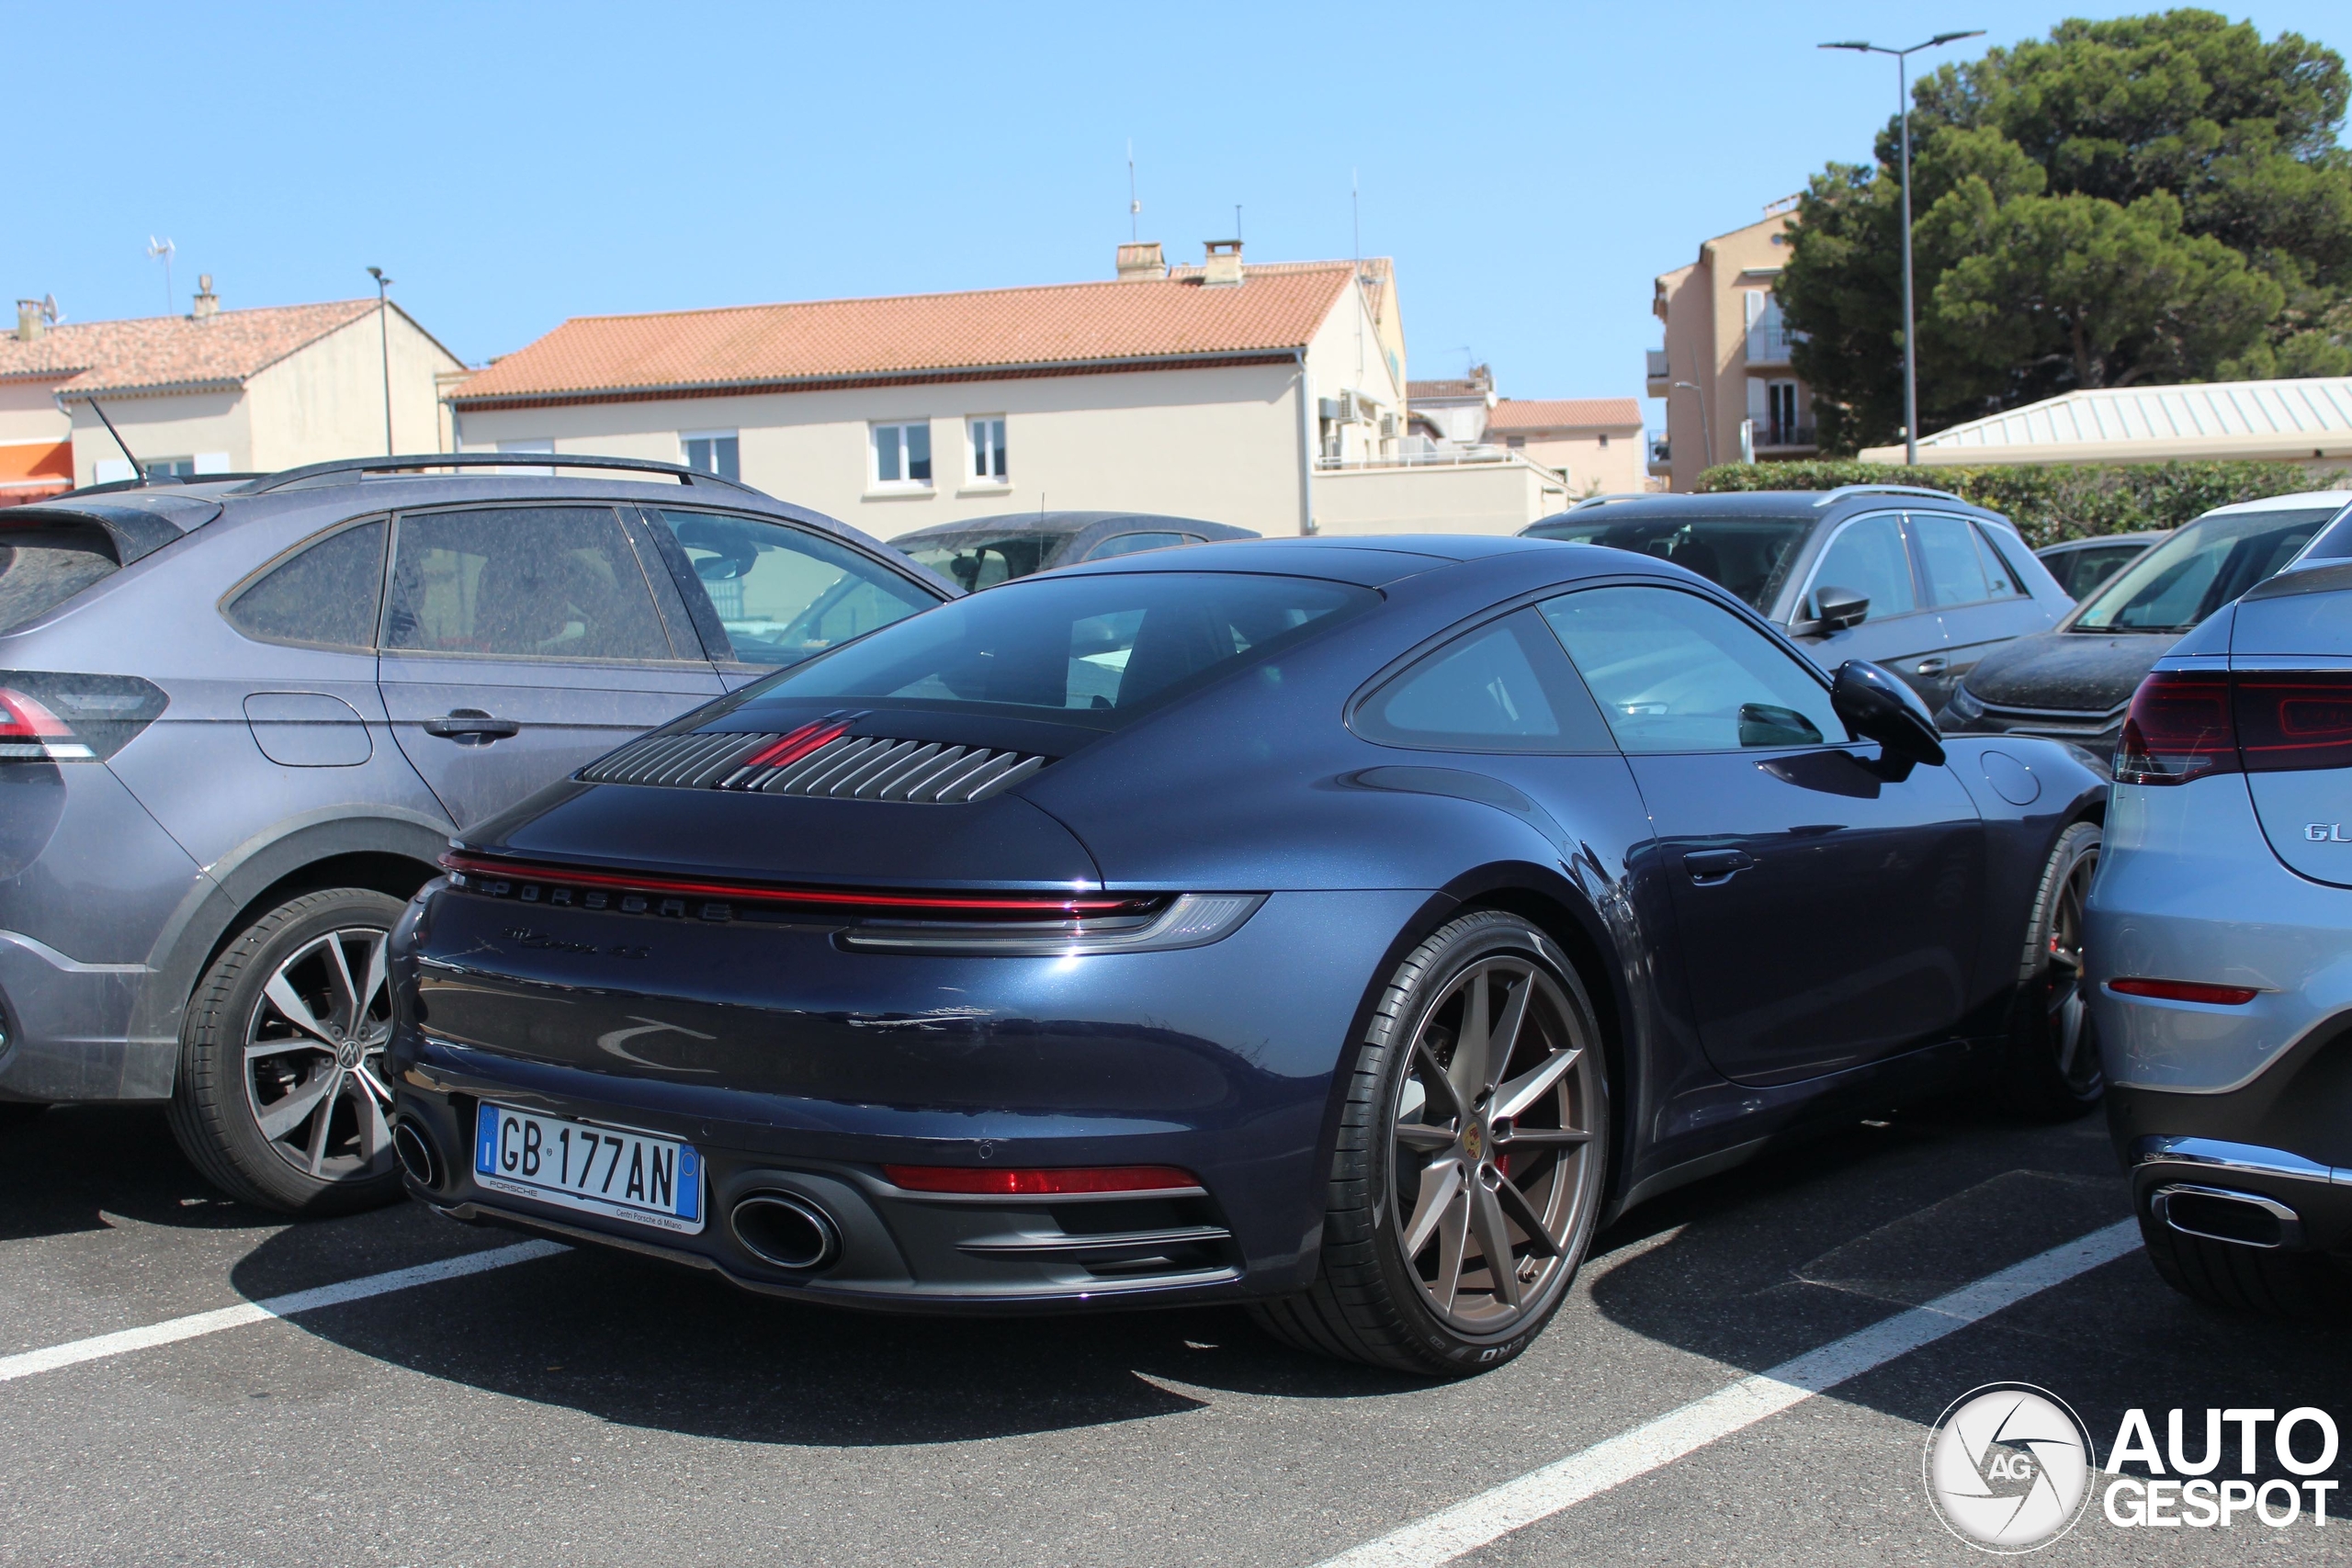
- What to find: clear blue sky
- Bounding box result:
[8,1,2346,435]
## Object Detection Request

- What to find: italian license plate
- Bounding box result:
[473,1102,704,1235]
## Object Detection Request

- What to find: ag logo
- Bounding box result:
[1924,1383,2096,1552]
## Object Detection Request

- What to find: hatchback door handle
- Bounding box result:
[1914,657,1950,676]
[1683,849,1756,883]
[422,709,521,741]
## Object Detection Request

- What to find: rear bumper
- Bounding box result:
[2111,1119,2352,1256]
[0,932,173,1102]
[388,884,1433,1311]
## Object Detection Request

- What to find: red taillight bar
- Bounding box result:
[0,687,75,739]
[438,851,1147,918]
[736,720,850,773]
[2108,977,2261,1006]
[881,1164,1203,1196]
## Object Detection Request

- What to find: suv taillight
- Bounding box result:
[0,672,167,763]
[2115,671,2236,784]
[2115,669,2352,784]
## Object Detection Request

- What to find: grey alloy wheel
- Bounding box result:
[243,926,398,1181]
[1389,953,1604,1333]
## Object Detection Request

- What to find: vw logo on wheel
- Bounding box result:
[1923,1383,2096,1552]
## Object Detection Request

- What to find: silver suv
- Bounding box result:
[0,455,950,1213]
[2093,506,2352,1315]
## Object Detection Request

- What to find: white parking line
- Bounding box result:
[1317,1218,2142,1568]
[0,1239,566,1384]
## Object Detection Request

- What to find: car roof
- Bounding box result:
[2199,491,2352,518]
[1039,532,1622,588]
[890,511,1259,545]
[1525,488,2004,529]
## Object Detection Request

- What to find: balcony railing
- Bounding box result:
[1317,443,1518,471]
[1758,423,1817,449]
[1645,348,1670,382]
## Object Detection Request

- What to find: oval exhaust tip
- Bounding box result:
[392,1119,439,1189]
[730,1190,841,1271]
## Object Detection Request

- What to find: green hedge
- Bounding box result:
[1692,459,2343,549]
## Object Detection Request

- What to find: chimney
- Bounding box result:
[192,275,219,320]
[1202,238,1244,287]
[1115,241,1166,281]
[15,299,43,342]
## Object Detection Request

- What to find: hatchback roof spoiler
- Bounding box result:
[231,452,760,496]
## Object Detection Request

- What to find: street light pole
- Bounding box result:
[366,266,395,456]
[1671,380,1713,476]
[1820,31,1983,467]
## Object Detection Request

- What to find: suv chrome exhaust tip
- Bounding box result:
[2152,1182,2304,1249]
[391,1118,440,1190]
[729,1190,841,1271]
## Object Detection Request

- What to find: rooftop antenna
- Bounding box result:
[1352,169,1362,268]
[145,237,175,316]
[84,397,144,484]
[1126,141,1140,242]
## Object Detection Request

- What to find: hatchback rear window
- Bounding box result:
[744,570,1374,727]
[903,532,1061,590]
[0,524,119,634]
[1524,513,1810,611]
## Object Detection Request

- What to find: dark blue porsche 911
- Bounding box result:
[387,534,2106,1375]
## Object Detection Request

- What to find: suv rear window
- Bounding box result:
[742,570,1373,728]
[0,524,119,634]
[1525,513,1810,611]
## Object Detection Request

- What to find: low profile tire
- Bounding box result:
[164,888,409,1216]
[1251,910,1610,1377]
[2002,821,2105,1120]
[2139,1211,2344,1321]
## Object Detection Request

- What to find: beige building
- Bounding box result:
[1647,202,1818,491]
[450,243,1414,541]
[1860,375,2352,470]
[0,283,464,489]
[1486,398,1646,496]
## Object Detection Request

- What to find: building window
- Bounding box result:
[1598,434,1610,448]
[871,422,933,488]
[968,417,1007,482]
[682,432,740,481]
[141,457,197,479]
[1766,382,1807,446]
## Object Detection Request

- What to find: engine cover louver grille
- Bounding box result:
[579,731,1049,804]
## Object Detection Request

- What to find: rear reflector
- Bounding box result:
[439,851,1153,919]
[2108,977,2261,1006]
[881,1164,1202,1196]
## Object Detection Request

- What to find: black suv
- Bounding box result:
[0,454,951,1212]
[1523,486,2075,708]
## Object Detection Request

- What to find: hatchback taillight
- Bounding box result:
[0,672,167,763]
[2115,671,2237,784]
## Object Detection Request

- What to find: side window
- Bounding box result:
[1353,610,1613,752]
[1541,584,1846,753]
[1808,513,1917,619]
[1084,531,1187,562]
[224,519,387,650]
[384,507,671,661]
[653,509,935,667]
[1973,525,2027,597]
[1913,513,2001,607]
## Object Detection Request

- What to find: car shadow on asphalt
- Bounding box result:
[0,1105,268,1242]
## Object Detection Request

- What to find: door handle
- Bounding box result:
[1683,849,1756,883]
[1914,657,1950,677]
[422,709,521,742]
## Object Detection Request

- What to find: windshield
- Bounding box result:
[741,570,1374,728]
[2070,507,2342,633]
[903,532,1063,592]
[1523,514,1810,611]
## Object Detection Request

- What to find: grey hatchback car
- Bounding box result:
[1522,486,2073,710]
[0,454,950,1212]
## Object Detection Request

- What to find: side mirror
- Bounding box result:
[1810,586,1870,632]
[1832,660,1946,778]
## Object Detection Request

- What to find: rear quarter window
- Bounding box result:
[223,520,388,650]
[0,524,119,634]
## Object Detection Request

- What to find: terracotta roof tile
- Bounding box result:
[1487,398,1644,432]
[454,268,1355,404]
[0,300,382,397]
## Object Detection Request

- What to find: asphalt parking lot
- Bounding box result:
[5,1098,2348,1567]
